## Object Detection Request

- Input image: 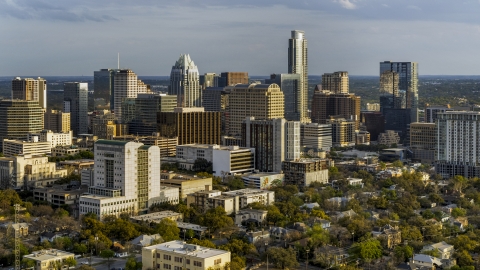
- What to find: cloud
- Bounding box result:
[335,0,357,10]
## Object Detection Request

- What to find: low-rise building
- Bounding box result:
[176,222,208,238]
[24,249,74,270]
[245,230,270,243]
[371,224,401,249]
[241,172,284,189]
[142,240,231,270]
[59,159,94,171]
[421,241,454,259]
[235,208,268,226]
[28,130,73,148]
[161,172,212,200]
[131,211,183,224]
[33,186,86,217]
[222,188,275,209]
[3,139,51,157]
[282,158,330,187]
[51,146,86,157]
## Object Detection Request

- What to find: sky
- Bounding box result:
[1,0,480,76]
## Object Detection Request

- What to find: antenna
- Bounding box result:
[118,53,120,69]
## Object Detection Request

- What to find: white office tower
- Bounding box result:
[288,30,309,122]
[169,54,201,107]
[436,111,480,178]
[79,140,161,219]
[113,69,149,119]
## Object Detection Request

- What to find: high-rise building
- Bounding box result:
[360,111,385,141]
[425,105,452,123]
[44,109,70,133]
[94,69,117,110]
[282,159,329,187]
[11,77,47,111]
[157,107,221,145]
[220,72,249,86]
[300,123,332,151]
[241,117,300,172]
[311,85,361,128]
[410,122,436,164]
[113,69,150,119]
[169,54,201,108]
[79,140,162,219]
[288,30,308,123]
[380,61,418,122]
[266,73,306,121]
[326,117,355,147]
[128,94,176,136]
[436,111,480,178]
[321,71,349,94]
[226,83,284,136]
[199,73,217,89]
[64,82,88,136]
[202,87,224,112]
[0,100,44,150]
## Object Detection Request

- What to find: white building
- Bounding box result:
[175,144,255,177]
[235,208,268,225]
[3,138,51,157]
[301,123,332,151]
[142,240,231,270]
[28,130,72,148]
[288,30,309,122]
[24,249,74,270]
[169,54,201,108]
[241,172,284,189]
[79,140,164,219]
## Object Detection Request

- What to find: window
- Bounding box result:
[186,259,190,265]
[163,264,171,269]
[174,257,182,263]
[163,255,171,260]
[193,261,202,267]
[214,259,222,265]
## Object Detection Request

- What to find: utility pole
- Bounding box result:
[14,204,20,270]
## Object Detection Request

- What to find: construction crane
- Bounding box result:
[14,204,20,270]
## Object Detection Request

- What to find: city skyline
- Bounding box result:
[1,1,479,76]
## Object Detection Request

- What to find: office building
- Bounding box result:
[28,130,72,148]
[0,100,44,150]
[241,172,284,189]
[128,93,176,136]
[383,108,411,138]
[380,61,419,122]
[157,107,221,145]
[300,123,332,151]
[114,134,177,157]
[355,130,370,145]
[201,87,225,112]
[410,122,436,164]
[360,111,385,141]
[242,117,300,172]
[199,73,217,89]
[0,155,67,189]
[311,86,361,128]
[94,68,117,109]
[3,138,51,157]
[436,111,480,178]
[221,72,249,86]
[91,110,126,139]
[64,82,88,136]
[226,83,284,136]
[169,54,201,108]
[142,240,231,270]
[44,110,70,133]
[282,159,329,187]
[160,172,212,199]
[366,103,380,111]
[425,105,452,123]
[24,249,75,270]
[112,69,150,119]
[11,77,47,111]
[33,185,86,213]
[266,73,308,122]
[327,117,356,147]
[175,144,255,177]
[288,30,308,123]
[321,71,349,94]
[79,140,162,219]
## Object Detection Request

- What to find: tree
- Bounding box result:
[350,238,383,263]
[197,206,234,233]
[455,250,474,267]
[188,239,216,248]
[229,255,246,270]
[65,257,77,268]
[192,158,213,173]
[74,243,88,255]
[226,176,245,190]
[452,207,467,218]
[264,247,299,269]
[392,160,403,168]
[155,219,180,241]
[100,249,115,270]
[451,235,477,252]
[306,224,330,248]
[22,258,35,269]
[394,245,413,263]
[125,257,143,270]
[452,175,467,194]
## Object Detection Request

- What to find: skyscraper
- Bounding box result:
[226,83,284,136]
[44,109,70,133]
[265,74,302,121]
[321,71,349,94]
[220,72,249,86]
[128,93,176,136]
[113,69,150,119]
[94,68,117,110]
[288,30,309,122]
[11,77,47,111]
[169,54,201,108]
[380,61,418,122]
[64,82,88,136]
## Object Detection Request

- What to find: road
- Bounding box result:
[76,253,142,270]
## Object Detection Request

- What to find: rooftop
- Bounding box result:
[176,222,208,231]
[146,240,229,258]
[222,188,274,196]
[25,249,74,261]
[95,140,129,146]
[131,211,182,222]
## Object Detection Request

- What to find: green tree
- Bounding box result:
[65,257,77,268]
[421,248,441,258]
[264,247,299,269]
[74,243,88,255]
[155,219,180,241]
[188,239,216,248]
[226,176,245,190]
[350,238,383,263]
[125,257,143,270]
[100,249,115,270]
[192,158,213,173]
[229,255,246,270]
[451,235,477,252]
[219,238,255,256]
[266,205,285,226]
[22,258,35,269]
[392,160,403,168]
[306,224,330,248]
[455,250,474,267]
[197,206,234,233]
[452,207,467,218]
[394,245,413,262]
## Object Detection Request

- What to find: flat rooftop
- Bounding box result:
[25,249,73,261]
[222,188,273,196]
[145,240,229,258]
[131,211,182,222]
[176,222,208,231]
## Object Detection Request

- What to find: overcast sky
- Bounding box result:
[1,0,480,76]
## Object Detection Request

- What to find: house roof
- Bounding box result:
[412,254,443,265]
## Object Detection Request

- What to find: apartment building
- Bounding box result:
[282,158,330,187]
[24,249,74,270]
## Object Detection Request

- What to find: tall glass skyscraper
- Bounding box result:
[265,73,301,121]
[94,69,117,110]
[380,61,418,122]
[64,82,88,136]
[169,54,201,108]
[288,30,309,122]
